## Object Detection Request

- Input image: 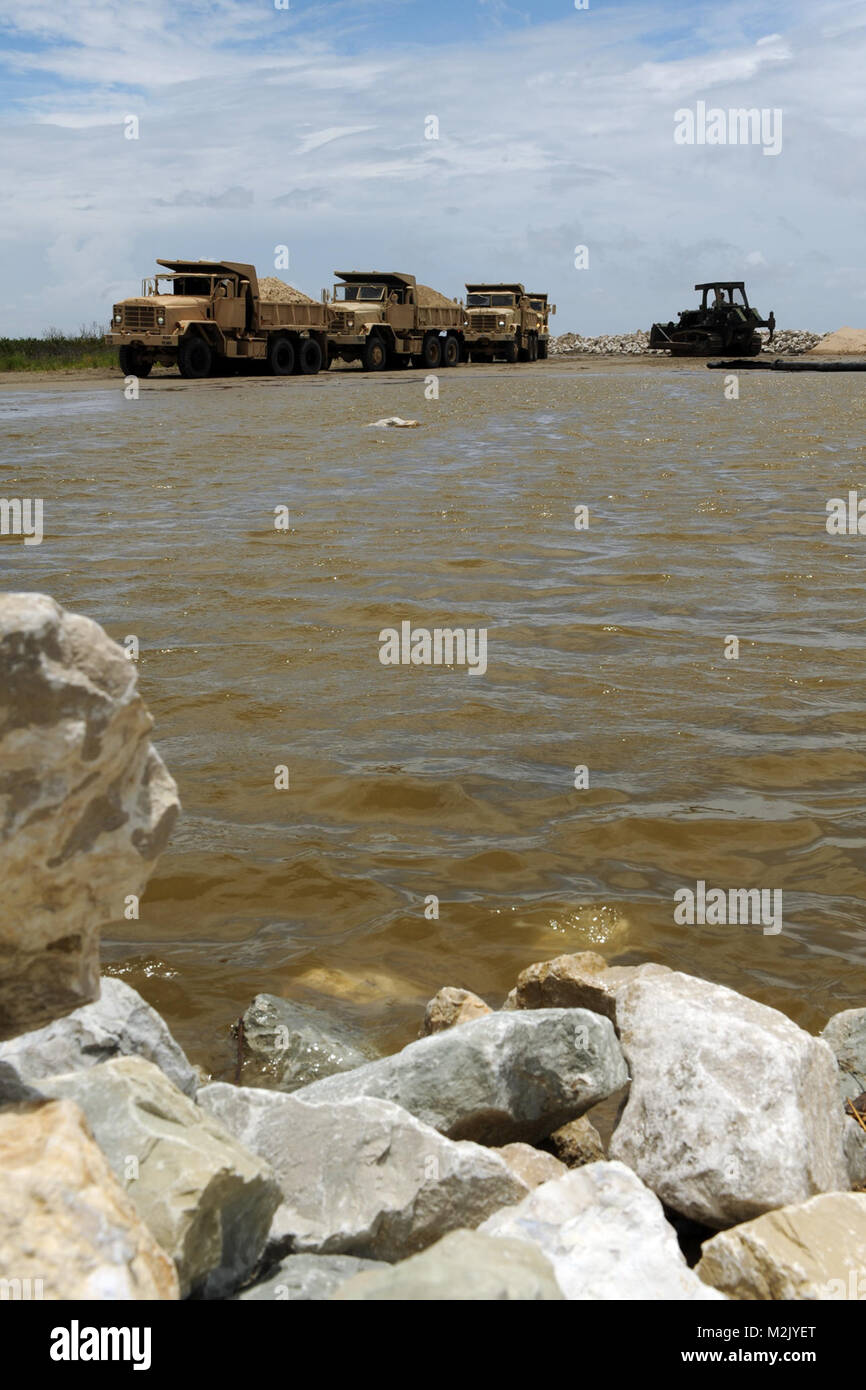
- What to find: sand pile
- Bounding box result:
[807,327,866,355]
[257,277,320,305]
[416,284,457,308]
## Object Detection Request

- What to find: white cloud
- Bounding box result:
[0,0,865,334]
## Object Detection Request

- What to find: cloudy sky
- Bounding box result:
[1,0,864,336]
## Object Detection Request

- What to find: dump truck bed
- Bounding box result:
[257,301,328,331]
[416,304,463,330]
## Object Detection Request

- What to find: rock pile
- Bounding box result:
[550,330,659,356]
[1,594,864,1302]
[549,328,825,356]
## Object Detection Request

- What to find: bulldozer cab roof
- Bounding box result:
[334,271,417,289]
[694,281,746,291]
[465,282,525,295]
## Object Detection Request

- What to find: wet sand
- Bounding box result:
[0,355,712,393]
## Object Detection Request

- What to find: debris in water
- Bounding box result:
[367,417,421,428]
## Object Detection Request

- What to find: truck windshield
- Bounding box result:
[335,285,385,302]
[143,275,221,296]
[173,276,220,296]
[467,293,514,308]
[529,299,546,311]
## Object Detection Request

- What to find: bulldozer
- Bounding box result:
[649,282,775,357]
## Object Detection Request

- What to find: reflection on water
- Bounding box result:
[3,363,865,1076]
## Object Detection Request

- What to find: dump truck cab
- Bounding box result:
[329,272,414,337]
[107,260,257,372]
[463,282,541,362]
[327,271,463,371]
[526,292,556,359]
[649,281,775,357]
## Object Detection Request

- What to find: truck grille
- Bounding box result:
[470,314,499,333]
[123,305,157,330]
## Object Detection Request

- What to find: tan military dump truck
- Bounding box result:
[106,260,329,377]
[326,272,464,370]
[526,292,556,359]
[463,283,542,362]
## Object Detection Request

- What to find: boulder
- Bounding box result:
[843,1116,866,1189]
[0,1099,178,1299]
[421,987,492,1035]
[237,1254,387,1301]
[0,976,197,1097]
[238,993,367,1092]
[480,1162,723,1300]
[0,594,179,1039]
[696,1192,866,1299]
[544,1116,606,1168]
[293,1009,628,1145]
[493,1143,567,1188]
[198,1082,529,1262]
[332,1229,563,1300]
[0,1060,43,1104]
[609,972,848,1227]
[511,951,670,1023]
[37,1057,281,1298]
[821,1008,866,1102]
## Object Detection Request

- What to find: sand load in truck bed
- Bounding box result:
[257,277,321,305]
[415,284,458,308]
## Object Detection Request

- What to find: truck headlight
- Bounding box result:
[113,312,122,324]
[156,313,165,326]
[498,318,506,327]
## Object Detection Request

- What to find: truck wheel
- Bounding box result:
[422,335,441,369]
[537,340,548,360]
[529,334,538,362]
[298,339,323,375]
[363,336,387,371]
[178,336,213,379]
[441,336,460,368]
[268,336,295,376]
[503,340,519,364]
[118,347,153,377]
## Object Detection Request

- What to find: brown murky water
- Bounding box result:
[3,360,866,1076]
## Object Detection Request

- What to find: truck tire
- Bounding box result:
[529,334,538,362]
[363,336,387,371]
[268,336,295,376]
[177,335,213,379]
[118,347,152,378]
[298,339,323,375]
[503,340,519,364]
[537,339,548,360]
[422,335,441,369]
[441,335,460,368]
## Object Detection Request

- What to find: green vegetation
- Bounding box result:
[0,324,116,372]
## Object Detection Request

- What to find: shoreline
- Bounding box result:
[0,354,760,393]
